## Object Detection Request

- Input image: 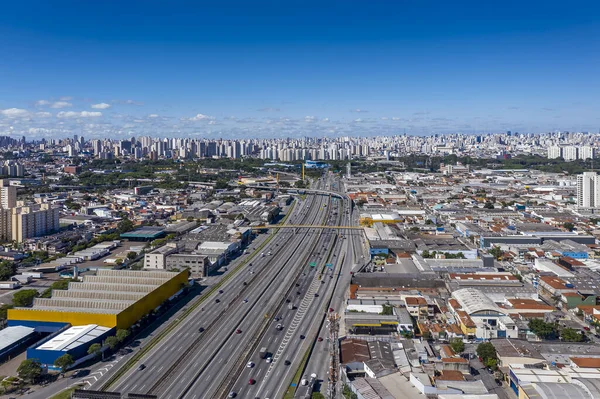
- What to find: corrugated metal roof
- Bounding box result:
[0,326,35,351]
[36,324,110,352]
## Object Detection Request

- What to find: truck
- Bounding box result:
[259,347,268,359]
[288,302,294,310]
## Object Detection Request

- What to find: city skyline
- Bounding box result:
[1,1,599,138]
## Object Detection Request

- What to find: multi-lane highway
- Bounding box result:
[97,176,343,399]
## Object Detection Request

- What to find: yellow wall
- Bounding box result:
[116,269,189,329]
[459,321,476,336]
[8,270,189,330]
[7,309,117,328]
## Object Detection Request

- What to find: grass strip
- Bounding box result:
[283,345,312,399]
[49,386,78,399]
[102,202,296,390]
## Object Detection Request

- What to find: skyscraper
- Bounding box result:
[577,172,600,208]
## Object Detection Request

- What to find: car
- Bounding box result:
[243,281,247,286]
[198,327,205,333]
[314,293,319,297]
[584,326,590,331]
[300,335,305,339]
[250,270,254,274]
[329,308,334,312]
[236,329,242,334]
[296,291,301,295]
[215,298,220,303]
[219,290,224,294]
[249,379,256,385]
[266,357,272,363]
[246,361,254,368]
[276,324,283,330]
[286,298,291,303]
[295,283,300,287]
[321,280,325,284]
[317,337,323,342]
[249,263,253,267]
[138,364,146,371]
[243,299,248,303]
[284,360,291,366]
[228,392,237,398]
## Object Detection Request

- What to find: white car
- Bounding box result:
[243,299,248,303]
[266,357,272,363]
[246,361,254,368]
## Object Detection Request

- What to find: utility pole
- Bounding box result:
[328,312,340,399]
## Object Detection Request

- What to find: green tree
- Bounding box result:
[485,357,498,370]
[476,342,497,362]
[0,260,16,280]
[449,337,465,354]
[312,393,326,399]
[488,246,503,260]
[561,328,584,342]
[12,289,39,307]
[17,358,43,383]
[115,259,124,266]
[116,329,130,343]
[87,343,102,358]
[380,304,394,316]
[54,353,74,373]
[528,319,558,339]
[563,222,575,232]
[116,218,134,234]
[0,303,13,319]
[127,251,137,260]
[484,201,494,209]
[342,384,358,399]
[104,336,119,350]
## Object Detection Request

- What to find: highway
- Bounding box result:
[295,194,365,398]
[225,176,357,399]
[105,177,338,398]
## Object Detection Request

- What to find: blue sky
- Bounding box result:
[0,0,599,138]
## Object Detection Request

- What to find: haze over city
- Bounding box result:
[1,1,599,139]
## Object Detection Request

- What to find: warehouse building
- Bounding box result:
[0,326,37,361]
[28,324,112,370]
[8,269,188,330]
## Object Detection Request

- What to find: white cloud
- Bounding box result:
[81,111,102,117]
[59,96,73,101]
[148,114,159,118]
[50,101,72,109]
[57,111,102,118]
[391,117,401,121]
[35,100,50,106]
[354,118,363,123]
[91,103,111,110]
[321,118,330,122]
[304,116,316,122]
[0,108,29,117]
[351,108,369,113]
[189,113,214,121]
[36,112,52,118]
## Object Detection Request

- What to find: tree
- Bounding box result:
[115,259,124,266]
[0,303,13,319]
[116,218,134,234]
[116,329,130,343]
[380,304,394,316]
[312,393,326,399]
[187,216,195,222]
[561,328,584,342]
[0,260,16,280]
[528,318,558,339]
[54,353,74,373]
[484,201,494,209]
[488,246,503,260]
[476,342,497,362]
[104,336,119,350]
[563,222,575,232]
[87,343,102,358]
[17,358,42,383]
[127,251,137,260]
[449,337,465,353]
[485,357,498,370]
[342,384,358,399]
[12,289,39,307]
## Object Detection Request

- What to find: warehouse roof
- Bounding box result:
[0,326,35,352]
[452,288,506,316]
[120,226,165,240]
[36,324,111,351]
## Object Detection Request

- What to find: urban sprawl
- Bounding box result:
[1,132,600,399]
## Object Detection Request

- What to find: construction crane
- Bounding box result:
[327,312,340,399]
